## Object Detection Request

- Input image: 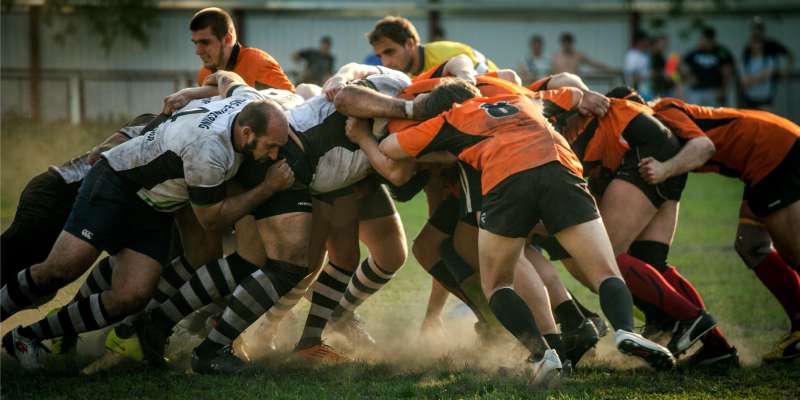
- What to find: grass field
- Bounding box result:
[1,119,799,399]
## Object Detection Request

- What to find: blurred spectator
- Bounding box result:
[741,38,778,109]
[650,35,682,98]
[293,36,336,85]
[623,30,652,98]
[740,17,795,109]
[517,34,550,85]
[681,27,734,106]
[551,32,617,75]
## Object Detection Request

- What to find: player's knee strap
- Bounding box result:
[628,240,670,273]
[733,230,772,270]
[439,238,475,283]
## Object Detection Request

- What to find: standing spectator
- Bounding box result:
[650,35,682,98]
[551,32,617,75]
[293,36,336,85]
[623,30,652,99]
[741,17,795,109]
[681,27,734,106]
[741,38,778,109]
[517,34,550,85]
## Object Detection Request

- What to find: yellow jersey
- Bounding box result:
[410,41,498,78]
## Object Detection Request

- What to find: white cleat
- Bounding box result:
[2,327,49,370]
[615,329,675,370]
[527,349,562,388]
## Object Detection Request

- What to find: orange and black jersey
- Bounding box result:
[553,98,652,175]
[527,76,551,92]
[395,94,583,195]
[197,43,295,92]
[389,63,577,133]
[653,98,800,184]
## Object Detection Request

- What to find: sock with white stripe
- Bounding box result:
[296,262,353,349]
[19,293,118,340]
[73,257,114,301]
[330,258,395,323]
[1,268,51,321]
[149,252,259,335]
[197,260,306,356]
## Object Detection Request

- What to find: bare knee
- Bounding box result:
[412,230,442,269]
[734,227,772,269]
[372,242,407,272]
[30,260,85,290]
[103,286,153,316]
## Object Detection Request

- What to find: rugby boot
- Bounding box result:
[191,345,251,375]
[3,327,49,370]
[527,349,562,388]
[615,329,675,370]
[667,310,717,356]
[763,331,800,363]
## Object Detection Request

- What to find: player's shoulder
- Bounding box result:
[238,46,279,65]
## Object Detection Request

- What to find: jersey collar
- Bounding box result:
[412,44,426,76]
[225,43,242,71]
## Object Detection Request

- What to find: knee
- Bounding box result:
[412,234,440,268]
[373,242,408,272]
[104,287,153,316]
[734,233,772,269]
[31,261,83,290]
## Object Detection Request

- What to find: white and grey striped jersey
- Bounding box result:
[51,88,302,187]
[101,85,269,212]
[286,66,410,194]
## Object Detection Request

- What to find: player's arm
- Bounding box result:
[541,73,608,116]
[334,84,411,120]
[321,63,383,101]
[162,86,219,114]
[441,54,478,84]
[202,70,249,98]
[637,107,715,184]
[189,146,294,231]
[345,117,416,186]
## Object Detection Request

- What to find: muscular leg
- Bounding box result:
[2,231,99,321]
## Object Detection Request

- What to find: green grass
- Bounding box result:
[2,119,799,399]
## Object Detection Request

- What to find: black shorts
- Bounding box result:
[311,178,396,221]
[611,113,686,208]
[63,159,173,262]
[480,162,600,238]
[456,161,483,218]
[251,189,312,220]
[529,234,572,261]
[1,170,80,285]
[744,139,800,218]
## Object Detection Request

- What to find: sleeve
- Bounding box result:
[535,88,578,117]
[395,115,447,158]
[364,67,412,96]
[185,139,230,206]
[653,106,707,141]
[414,62,447,81]
[527,76,551,92]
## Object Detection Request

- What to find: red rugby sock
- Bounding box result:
[616,254,701,321]
[754,251,800,332]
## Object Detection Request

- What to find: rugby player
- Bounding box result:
[349,79,679,383]
[642,96,800,363]
[2,72,294,370]
[367,16,497,79]
[100,65,412,373]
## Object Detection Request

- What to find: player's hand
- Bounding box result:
[322,76,347,102]
[345,117,372,145]
[453,69,477,85]
[162,90,192,114]
[262,159,295,193]
[578,90,609,117]
[202,72,220,87]
[638,157,670,184]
